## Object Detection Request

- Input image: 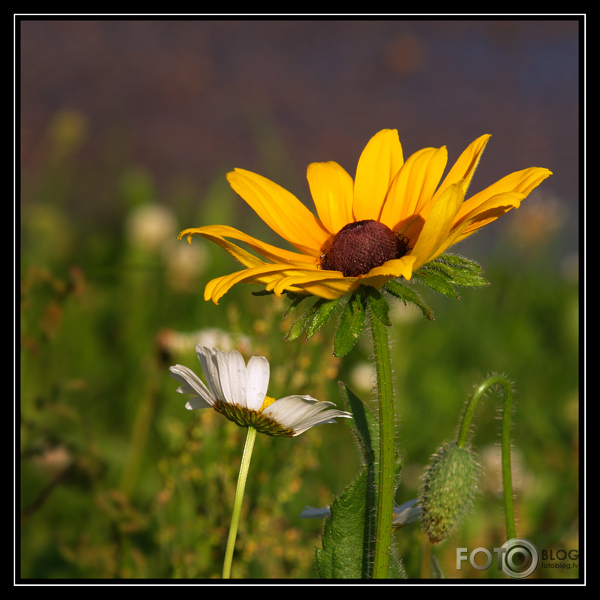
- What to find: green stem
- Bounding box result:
[369,310,395,579]
[222,426,258,579]
[456,375,516,541]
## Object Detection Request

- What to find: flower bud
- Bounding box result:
[418,441,481,544]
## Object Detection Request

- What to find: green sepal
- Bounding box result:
[283,296,342,342]
[279,253,486,342]
[281,292,310,318]
[382,253,488,318]
[426,254,489,288]
[384,279,434,321]
[412,253,489,299]
[413,269,459,299]
[437,252,485,273]
[334,291,366,357]
[284,310,311,342]
[306,297,342,339]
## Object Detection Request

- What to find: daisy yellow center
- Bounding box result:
[320,219,409,277]
[259,395,277,412]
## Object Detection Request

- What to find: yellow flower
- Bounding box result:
[180,130,551,304]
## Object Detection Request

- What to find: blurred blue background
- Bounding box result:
[21,18,579,254]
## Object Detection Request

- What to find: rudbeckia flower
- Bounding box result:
[180,129,551,304]
[169,345,351,437]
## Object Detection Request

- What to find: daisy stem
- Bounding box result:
[369,309,396,579]
[222,425,258,579]
[456,375,516,541]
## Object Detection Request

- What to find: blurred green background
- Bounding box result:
[19,18,580,580]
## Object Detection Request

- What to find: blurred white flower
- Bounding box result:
[125,203,177,251]
[349,361,376,394]
[159,327,252,356]
[163,238,210,292]
[169,346,351,437]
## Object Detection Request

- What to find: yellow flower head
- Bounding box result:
[180,130,551,304]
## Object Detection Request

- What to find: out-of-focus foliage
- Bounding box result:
[19,112,579,579]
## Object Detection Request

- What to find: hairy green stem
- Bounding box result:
[369,310,395,579]
[456,375,516,541]
[222,426,258,579]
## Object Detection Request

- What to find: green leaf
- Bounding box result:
[384,280,434,321]
[334,291,366,357]
[315,465,374,579]
[315,383,405,579]
[315,384,377,578]
[339,381,379,466]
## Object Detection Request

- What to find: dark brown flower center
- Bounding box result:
[320,219,409,277]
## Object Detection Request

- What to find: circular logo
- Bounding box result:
[500,538,539,578]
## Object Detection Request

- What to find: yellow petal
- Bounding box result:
[293,276,360,300]
[179,225,317,266]
[179,227,264,269]
[380,146,448,231]
[423,220,472,264]
[353,129,404,222]
[452,191,526,243]
[361,254,418,286]
[227,169,331,257]
[207,261,362,303]
[206,263,303,304]
[410,182,464,270]
[307,161,354,235]
[434,134,492,201]
[406,135,490,232]
[456,166,552,222]
[428,193,521,261]
[268,269,355,298]
[433,193,524,259]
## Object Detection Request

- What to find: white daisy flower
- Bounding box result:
[169,345,351,437]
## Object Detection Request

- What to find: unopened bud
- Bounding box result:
[418,441,480,544]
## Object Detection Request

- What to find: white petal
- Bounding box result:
[226,350,248,408]
[214,348,234,405]
[195,346,225,401]
[168,364,214,409]
[262,395,351,436]
[185,397,213,410]
[245,355,270,411]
